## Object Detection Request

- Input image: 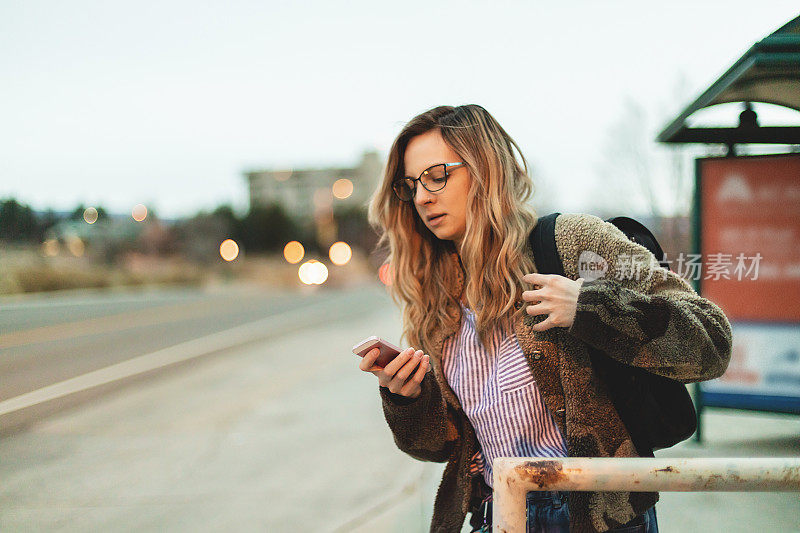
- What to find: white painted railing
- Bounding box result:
[492,457,800,532]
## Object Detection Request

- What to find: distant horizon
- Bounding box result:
[0,197,237,222]
[4,195,702,224]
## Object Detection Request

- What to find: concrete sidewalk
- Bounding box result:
[350,408,800,532]
[652,409,800,532]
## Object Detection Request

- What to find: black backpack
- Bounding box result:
[528,212,696,456]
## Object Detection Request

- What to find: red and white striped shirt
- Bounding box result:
[442,304,568,489]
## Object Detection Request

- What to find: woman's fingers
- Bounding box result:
[407,355,429,383]
[359,346,430,398]
[392,350,423,383]
[522,288,546,304]
[525,302,549,316]
[382,347,415,376]
[398,355,429,396]
[523,272,551,285]
[358,347,381,372]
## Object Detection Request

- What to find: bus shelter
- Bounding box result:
[657,15,800,441]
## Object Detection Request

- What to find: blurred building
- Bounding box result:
[244,150,383,222]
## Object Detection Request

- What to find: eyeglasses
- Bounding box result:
[391,162,466,201]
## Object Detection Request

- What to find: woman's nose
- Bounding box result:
[414,184,435,204]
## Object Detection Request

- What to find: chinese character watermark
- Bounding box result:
[576,251,763,282]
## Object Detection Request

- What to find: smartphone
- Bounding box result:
[352,335,402,368]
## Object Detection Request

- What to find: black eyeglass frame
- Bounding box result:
[391,162,466,201]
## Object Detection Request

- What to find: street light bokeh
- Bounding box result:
[378,263,393,286]
[42,239,59,257]
[132,204,147,222]
[283,241,305,264]
[328,241,352,266]
[298,260,328,285]
[83,207,98,224]
[332,178,353,200]
[67,236,85,257]
[219,239,240,262]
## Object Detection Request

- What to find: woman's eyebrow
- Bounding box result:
[404,162,440,178]
[402,167,420,179]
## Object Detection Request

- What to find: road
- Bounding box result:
[1,283,798,532]
[1,282,435,531]
[0,284,378,434]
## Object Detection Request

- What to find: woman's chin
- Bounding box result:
[431,229,451,241]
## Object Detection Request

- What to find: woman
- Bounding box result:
[358,104,732,532]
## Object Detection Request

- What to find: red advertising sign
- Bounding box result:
[699,153,800,322]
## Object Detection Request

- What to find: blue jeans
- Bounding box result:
[469,492,659,532]
[525,491,659,533]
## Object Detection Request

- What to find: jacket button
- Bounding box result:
[532,350,542,360]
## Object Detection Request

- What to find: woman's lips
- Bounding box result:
[428,214,446,226]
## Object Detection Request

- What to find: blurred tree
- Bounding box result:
[35,209,61,241]
[592,74,696,219]
[69,204,109,222]
[240,203,305,253]
[334,205,376,254]
[173,209,235,263]
[591,74,699,259]
[136,219,177,256]
[0,198,39,242]
[212,204,243,241]
[69,204,87,221]
[172,203,308,261]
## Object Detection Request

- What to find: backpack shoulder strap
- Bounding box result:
[528,212,565,277]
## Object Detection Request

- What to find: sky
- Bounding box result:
[1,1,799,218]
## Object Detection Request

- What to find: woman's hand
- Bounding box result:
[359,347,430,399]
[521,273,585,331]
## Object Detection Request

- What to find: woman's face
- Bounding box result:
[403,129,470,249]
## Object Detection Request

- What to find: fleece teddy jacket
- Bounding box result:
[378,213,733,533]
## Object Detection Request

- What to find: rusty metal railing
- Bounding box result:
[492,457,800,532]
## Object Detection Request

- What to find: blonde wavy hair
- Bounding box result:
[368,104,539,352]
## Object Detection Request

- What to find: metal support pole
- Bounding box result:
[492,457,800,532]
[694,381,703,443]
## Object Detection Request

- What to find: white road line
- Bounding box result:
[0,288,200,310]
[0,293,366,417]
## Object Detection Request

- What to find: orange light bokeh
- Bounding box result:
[328,241,352,266]
[67,236,84,257]
[283,241,305,264]
[378,263,393,286]
[332,178,354,199]
[42,239,59,257]
[132,204,147,222]
[219,239,240,261]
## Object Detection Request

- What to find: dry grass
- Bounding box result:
[0,246,206,295]
[0,245,378,295]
